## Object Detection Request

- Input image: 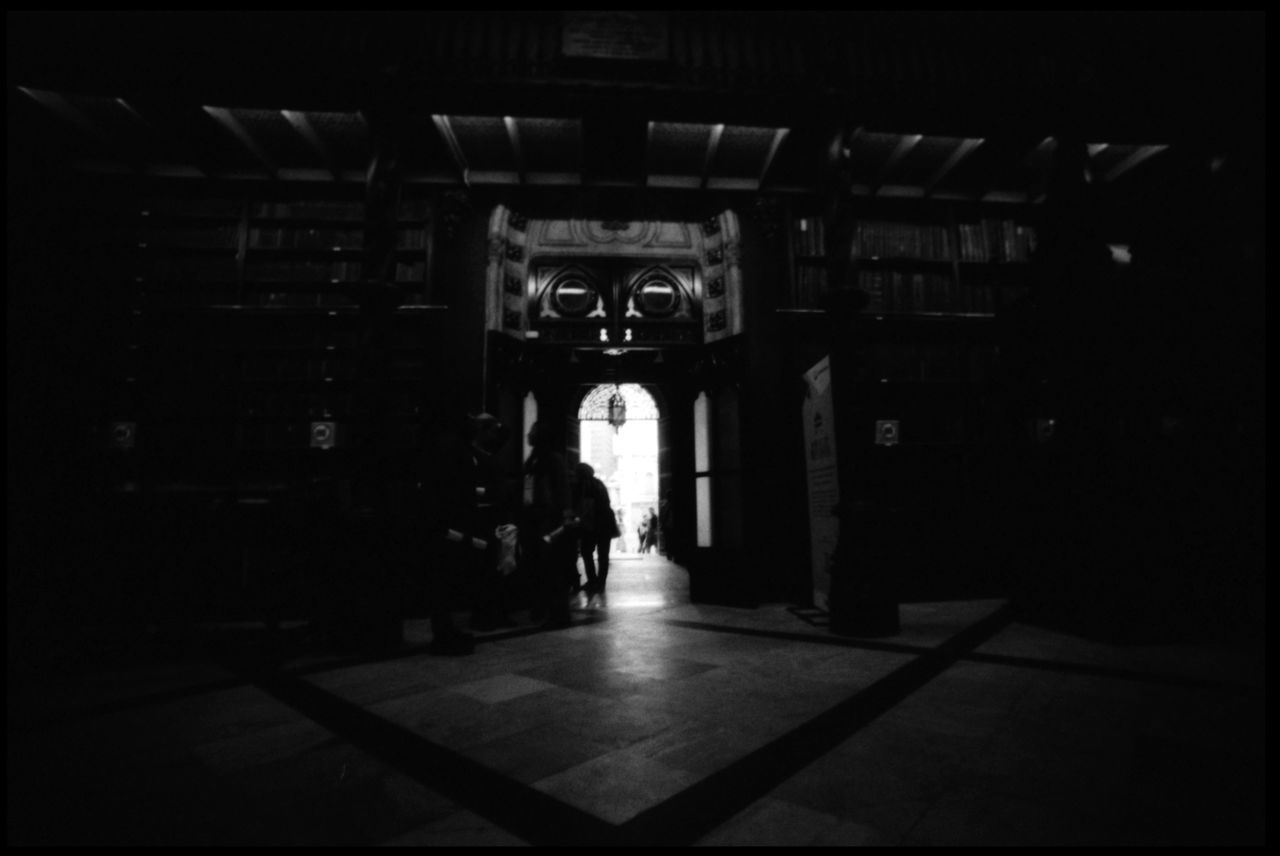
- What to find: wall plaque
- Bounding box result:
[562,12,669,61]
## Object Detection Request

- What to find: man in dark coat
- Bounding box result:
[573,461,620,595]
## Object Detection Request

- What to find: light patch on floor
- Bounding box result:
[448,674,558,704]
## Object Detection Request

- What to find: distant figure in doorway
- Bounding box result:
[658,492,672,558]
[614,509,629,554]
[642,507,659,554]
[572,462,620,595]
[637,516,650,554]
[520,421,575,627]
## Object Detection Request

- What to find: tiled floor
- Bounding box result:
[7,554,1266,846]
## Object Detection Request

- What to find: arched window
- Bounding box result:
[578,383,660,421]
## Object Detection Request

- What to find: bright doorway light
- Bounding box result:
[579,384,659,554]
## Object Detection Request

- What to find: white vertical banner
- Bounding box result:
[803,356,840,610]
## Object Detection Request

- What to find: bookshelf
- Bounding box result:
[781,201,1039,599]
[786,212,829,311]
[783,204,1037,320]
[97,187,440,480]
[243,196,432,309]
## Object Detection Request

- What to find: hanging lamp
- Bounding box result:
[607,385,627,432]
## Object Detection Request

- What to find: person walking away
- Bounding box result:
[572,462,620,595]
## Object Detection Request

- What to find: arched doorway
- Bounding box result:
[482,205,750,608]
[573,382,689,609]
[577,383,660,555]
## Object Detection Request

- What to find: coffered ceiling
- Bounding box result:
[8,11,1261,204]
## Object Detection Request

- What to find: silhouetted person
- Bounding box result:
[520,421,575,627]
[464,414,516,632]
[658,492,672,558]
[424,412,510,654]
[642,507,659,554]
[572,462,619,595]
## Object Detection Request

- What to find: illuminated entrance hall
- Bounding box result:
[6,11,1263,849]
[576,384,689,610]
[578,384,659,557]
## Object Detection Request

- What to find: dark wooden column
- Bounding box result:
[321,83,410,651]
[1014,132,1132,630]
[354,86,409,497]
[821,128,900,636]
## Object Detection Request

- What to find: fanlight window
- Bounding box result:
[578,383,660,421]
[539,265,606,319]
[550,276,598,317]
[626,268,688,319]
[634,274,681,317]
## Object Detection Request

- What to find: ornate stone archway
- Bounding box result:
[485,206,745,347]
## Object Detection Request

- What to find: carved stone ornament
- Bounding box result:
[488,236,507,263]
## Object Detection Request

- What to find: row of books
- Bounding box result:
[130,196,431,223]
[791,217,1038,265]
[249,293,362,309]
[241,359,427,382]
[128,223,426,253]
[134,225,240,249]
[249,227,361,250]
[140,257,239,283]
[234,423,421,450]
[957,219,1036,263]
[246,260,365,281]
[249,199,431,221]
[395,261,427,282]
[791,264,830,309]
[139,198,242,219]
[858,270,996,315]
[143,286,241,306]
[860,342,997,382]
[852,220,953,262]
[791,216,827,257]
[139,259,424,291]
[241,357,361,379]
[250,200,364,220]
[138,287,367,309]
[247,227,428,250]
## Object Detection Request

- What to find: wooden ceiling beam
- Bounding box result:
[872,133,922,195]
[758,127,789,188]
[923,137,983,198]
[203,106,277,179]
[430,114,470,185]
[700,123,725,190]
[503,116,527,184]
[1103,144,1169,183]
[282,110,342,182]
[19,87,140,173]
[115,97,216,178]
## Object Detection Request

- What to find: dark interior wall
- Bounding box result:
[8,151,126,657]
[979,140,1267,645]
[6,128,1265,654]
[6,163,493,656]
[435,191,492,417]
[734,206,813,603]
